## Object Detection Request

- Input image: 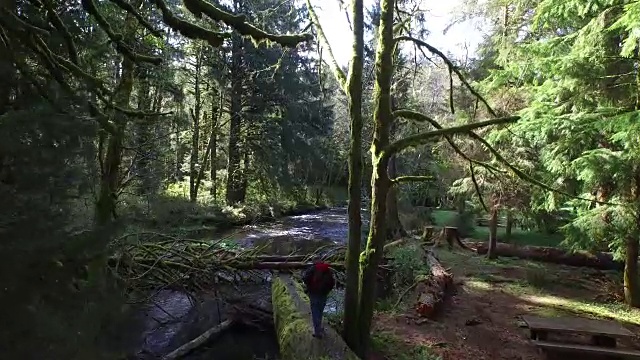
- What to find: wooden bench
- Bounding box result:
[522,315,640,358]
[534,341,640,359]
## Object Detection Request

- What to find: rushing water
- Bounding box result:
[130,207,367,359]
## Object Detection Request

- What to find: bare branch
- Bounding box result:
[304,0,347,89]
[395,35,497,116]
[469,163,488,212]
[184,0,312,47]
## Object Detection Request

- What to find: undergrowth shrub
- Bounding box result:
[389,244,426,286]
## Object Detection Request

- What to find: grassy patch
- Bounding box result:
[501,281,640,325]
[438,249,640,326]
[471,226,564,247]
[430,210,564,247]
[372,331,441,360]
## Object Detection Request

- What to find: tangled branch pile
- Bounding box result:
[108,232,348,297]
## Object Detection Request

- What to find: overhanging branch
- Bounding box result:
[153,0,229,47]
[393,109,505,174]
[184,0,313,47]
[385,113,519,160]
[304,0,347,89]
[390,175,433,185]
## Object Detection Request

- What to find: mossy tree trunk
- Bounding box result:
[356,0,395,354]
[386,153,404,239]
[342,0,364,351]
[304,0,364,351]
[95,57,134,226]
[225,7,245,205]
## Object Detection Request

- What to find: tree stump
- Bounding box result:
[422,226,435,243]
[434,227,470,250]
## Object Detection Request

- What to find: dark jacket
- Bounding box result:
[302,262,335,296]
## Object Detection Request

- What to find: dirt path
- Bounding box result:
[374,249,640,360]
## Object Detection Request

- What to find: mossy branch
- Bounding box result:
[41,0,79,64]
[1,8,49,36]
[153,0,228,47]
[395,35,497,117]
[384,115,519,160]
[390,175,433,185]
[393,109,505,174]
[184,0,313,47]
[81,0,163,65]
[107,0,163,37]
[304,0,347,89]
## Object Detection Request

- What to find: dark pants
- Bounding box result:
[309,294,327,335]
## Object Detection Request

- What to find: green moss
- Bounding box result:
[271,276,360,360]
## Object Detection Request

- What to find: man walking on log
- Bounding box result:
[302,260,335,338]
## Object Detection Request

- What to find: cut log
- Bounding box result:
[162,319,234,360]
[414,250,454,318]
[467,241,624,271]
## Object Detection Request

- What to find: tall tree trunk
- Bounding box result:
[625,169,640,307]
[194,90,220,198]
[386,154,404,239]
[505,209,513,242]
[135,73,152,195]
[487,201,498,259]
[239,147,249,202]
[342,0,364,351]
[357,0,394,355]
[226,31,244,205]
[174,102,183,182]
[189,48,203,202]
[95,58,134,226]
[0,3,14,116]
[210,93,221,199]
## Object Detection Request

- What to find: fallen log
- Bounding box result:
[227,261,345,270]
[271,274,360,360]
[414,250,454,318]
[466,241,624,271]
[162,319,234,360]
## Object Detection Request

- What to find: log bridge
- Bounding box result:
[271,274,360,360]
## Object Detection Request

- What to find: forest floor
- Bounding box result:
[372,249,640,360]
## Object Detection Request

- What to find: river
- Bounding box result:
[129,206,368,360]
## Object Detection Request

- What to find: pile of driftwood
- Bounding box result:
[109,232,348,296]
